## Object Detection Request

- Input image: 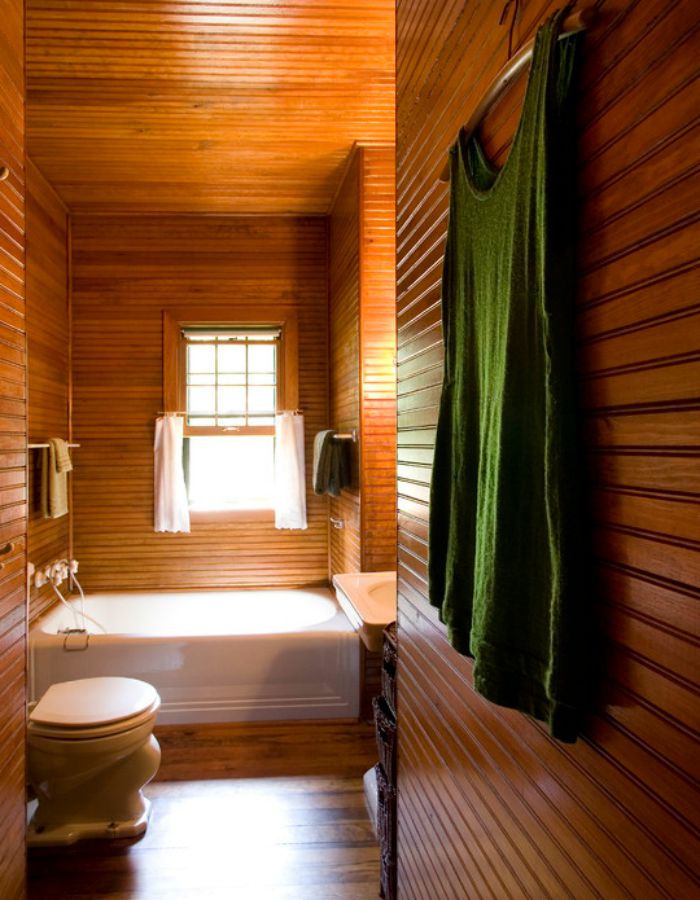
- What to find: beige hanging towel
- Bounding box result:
[40,438,72,519]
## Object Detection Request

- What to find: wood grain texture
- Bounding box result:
[360,645,383,722]
[328,145,397,578]
[0,0,27,896]
[26,158,71,623]
[358,145,396,574]
[24,0,395,216]
[396,0,700,897]
[28,772,380,899]
[329,151,362,576]
[154,719,377,781]
[71,215,329,591]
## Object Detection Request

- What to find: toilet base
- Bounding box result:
[27,797,151,847]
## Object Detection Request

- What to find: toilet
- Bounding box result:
[27,676,161,846]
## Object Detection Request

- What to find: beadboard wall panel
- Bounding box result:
[328,151,362,577]
[359,145,397,574]
[328,146,396,721]
[0,0,27,895]
[26,158,70,623]
[396,1,700,897]
[25,0,395,215]
[71,215,329,591]
[328,145,397,578]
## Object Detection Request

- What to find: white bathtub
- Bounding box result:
[29,588,360,724]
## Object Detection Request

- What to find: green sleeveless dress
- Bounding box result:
[428,11,583,742]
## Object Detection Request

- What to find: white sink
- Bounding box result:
[332,571,397,652]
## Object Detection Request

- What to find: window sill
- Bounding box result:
[189,508,275,524]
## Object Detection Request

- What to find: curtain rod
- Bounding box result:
[438,5,595,182]
[156,409,305,417]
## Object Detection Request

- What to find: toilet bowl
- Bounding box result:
[27,676,161,846]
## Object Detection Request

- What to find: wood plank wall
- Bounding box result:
[0,0,27,895]
[329,151,362,576]
[26,159,70,623]
[328,145,396,719]
[70,216,329,591]
[328,145,397,577]
[395,1,700,897]
[358,145,396,574]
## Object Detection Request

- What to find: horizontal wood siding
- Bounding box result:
[359,145,396,574]
[329,146,396,722]
[25,0,395,216]
[26,158,70,622]
[328,145,397,579]
[0,0,27,895]
[396,0,700,897]
[71,215,329,591]
[329,151,362,577]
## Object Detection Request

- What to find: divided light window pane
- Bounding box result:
[218,344,246,373]
[188,344,215,374]
[184,328,278,427]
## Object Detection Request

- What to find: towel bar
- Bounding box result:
[28,443,80,449]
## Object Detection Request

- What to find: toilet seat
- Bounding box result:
[29,676,160,739]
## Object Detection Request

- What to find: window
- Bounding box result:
[163,308,298,521]
[183,328,279,431]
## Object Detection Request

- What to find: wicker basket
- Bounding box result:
[381,622,397,715]
[373,694,397,785]
[375,762,397,899]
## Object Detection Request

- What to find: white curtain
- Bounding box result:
[274,412,307,530]
[154,415,190,533]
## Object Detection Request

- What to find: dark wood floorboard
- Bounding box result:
[28,777,380,899]
[28,722,381,899]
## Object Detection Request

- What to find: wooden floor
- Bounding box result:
[28,722,381,900]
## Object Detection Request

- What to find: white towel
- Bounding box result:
[274,412,307,530]
[154,415,190,533]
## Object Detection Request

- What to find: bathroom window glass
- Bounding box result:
[182,328,280,432]
[163,307,298,520]
[180,327,281,512]
[186,435,275,511]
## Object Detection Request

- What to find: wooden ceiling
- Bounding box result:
[25,1,395,215]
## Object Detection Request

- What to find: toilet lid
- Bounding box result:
[30,677,160,727]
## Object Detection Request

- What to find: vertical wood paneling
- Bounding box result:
[71,215,329,591]
[26,158,70,623]
[0,0,27,896]
[396,0,700,897]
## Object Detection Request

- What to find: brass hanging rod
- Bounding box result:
[439,5,595,182]
[334,429,358,442]
[156,409,305,417]
[28,443,80,449]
